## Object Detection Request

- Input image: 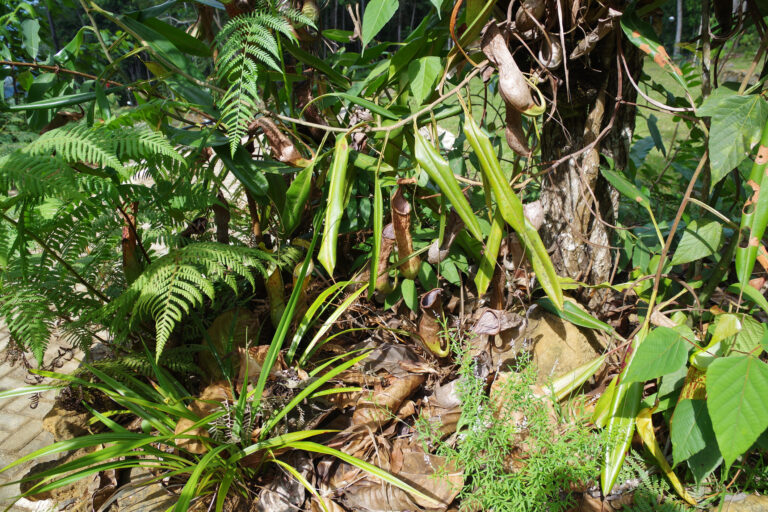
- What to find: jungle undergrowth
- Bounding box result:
[415,327,604,511]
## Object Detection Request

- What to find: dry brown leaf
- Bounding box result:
[174,381,232,454]
[352,374,425,429]
[482,24,535,112]
[472,309,524,336]
[249,118,306,166]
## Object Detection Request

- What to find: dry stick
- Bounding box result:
[0,213,110,303]
[115,201,151,264]
[644,151,709,329]
[0,60,124,87]
[738,31,768,94]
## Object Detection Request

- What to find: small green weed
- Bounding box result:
[416,328,603,511]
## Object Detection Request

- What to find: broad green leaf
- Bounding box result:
[417,262,438,291]
[726,314,764,355]
[401,278,418,311]
[646,115,666,156]
[698,90,768,185]
[429,0,446,15]
[361,0,399,47]
[475,208,503,296]
[407,57,441,106]
[284,41,349,89]
[280,163,313,236]
[670,219,723,265]
[322,29,354,43]
[329,92,398,120]
[620,3,688,91]
[690,313,744,369]
[21,19,40,60]
[116,14,195,75]
[623,327,688,383]
[141,18,212,57]
[735,116,768,286]
[7,90,116,111]
[413,130,483,241]
[16,71,33,92]
[727,283,768,315]
[687,445,723,485]
[671,399,718,467]
[214,145,269,197]
[548,354,606,401]
[707,355,768,468]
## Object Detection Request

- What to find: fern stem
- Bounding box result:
[0,213,110,304]
[115,201,151,265]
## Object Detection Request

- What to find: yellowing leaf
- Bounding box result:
[636,408,697,506]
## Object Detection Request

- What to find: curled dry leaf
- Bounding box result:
[472,308,525,336]
[254,452,313,512]
[539,37,563,69]
[337,438,462,511]
[482,24,536,113]
[376,223,397,293]
[392,187,420,279]
[505,107,532,157]
[569,9,621,59]
[201,308,259,382]
[418,288,449,356]
[515,0,546,33]
[428,210,464,264]
[237,345,287,390]
[249,117,307,166]
[356,340,423,378]
[351,373,425,429]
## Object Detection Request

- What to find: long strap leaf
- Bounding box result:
[463,115,563,309]
[735,118,768,285]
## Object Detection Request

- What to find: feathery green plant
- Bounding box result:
[215,1,313,153]
[105,243,275,359]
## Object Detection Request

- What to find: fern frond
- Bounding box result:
[215,3,310,153]
[105,243,274,359]
[27,124,125,173]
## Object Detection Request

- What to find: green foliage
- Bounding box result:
[215,3,312,153]
[620,454,691,512]
[106,243,274,359]
[417,333,602,511]
[361,0,399,47]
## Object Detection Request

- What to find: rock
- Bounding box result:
[42,407,89,442]
[526,309,601,386]
[710,494,768,511]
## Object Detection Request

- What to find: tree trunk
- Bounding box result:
[539,33,643,309]
[674,0,683,57]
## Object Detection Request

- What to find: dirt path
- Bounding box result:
[0,328,80,511]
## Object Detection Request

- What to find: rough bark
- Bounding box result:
[540,33,643,308]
